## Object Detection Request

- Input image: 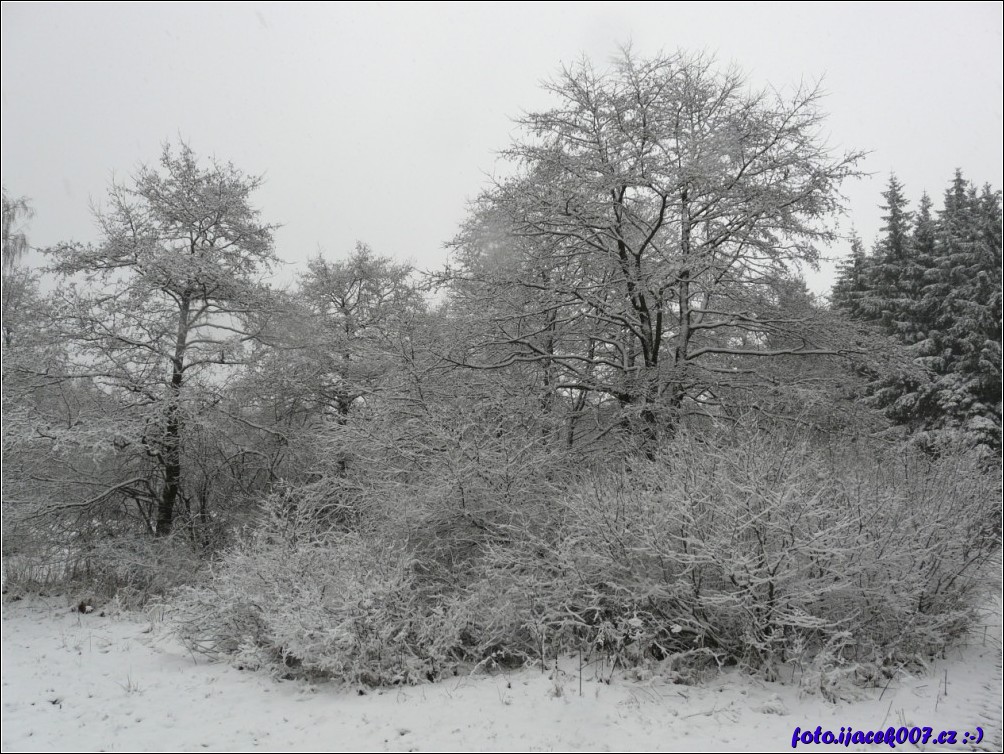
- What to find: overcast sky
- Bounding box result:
[2,2,1001,294]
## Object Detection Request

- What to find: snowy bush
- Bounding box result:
[444,424,1000,682]
[1,506,203,605]
[170,423,999,687]
[171,490,465,684]
[1,517,91,589]
[82,535,206,605]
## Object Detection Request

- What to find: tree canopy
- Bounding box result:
[41,142,280,535]
[449,49,866,451]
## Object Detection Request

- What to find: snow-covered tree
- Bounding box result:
[832,171,1002,451]
[2,188,34,271]
[920,176,1002,448]
[856,175,923,337]
[296,242,425,419]
[449,49,866,453]
[41,142,280,536]
[2,189,39,348]
[830,232,870,319]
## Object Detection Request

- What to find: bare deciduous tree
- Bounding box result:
[44,142,279,536]
[450,49,867,451]
[297,242,425,419]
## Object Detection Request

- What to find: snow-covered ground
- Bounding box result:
[2,594,1001,752]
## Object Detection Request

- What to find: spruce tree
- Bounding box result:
[852,176,924,429]
[832,171,1002,452]
[920,174,1003,448]
[860,175,921,337]
[909,192,939,343]
[831,231,870,318]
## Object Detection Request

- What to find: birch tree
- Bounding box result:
[2,188,34,270]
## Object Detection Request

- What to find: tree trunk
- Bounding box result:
[156,421,180,537]
[156,294,190,537]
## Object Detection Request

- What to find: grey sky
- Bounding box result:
[2,2,1001,294]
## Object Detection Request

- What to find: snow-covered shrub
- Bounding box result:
[83,535,206,606]
[447,424,999,681]
[1,505,202,604]
[170,420,998,688]
[171,490,463,684]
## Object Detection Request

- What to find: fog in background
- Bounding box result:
[2,2,1001,293]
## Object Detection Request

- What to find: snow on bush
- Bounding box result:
[452,426,1000,686]
[171,490,463,685]
[171,426,1000,688]
[2,511,203,605]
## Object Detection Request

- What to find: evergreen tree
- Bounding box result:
[831,171,1002,452]
[859,174,921,337]
[831,231,870,318]
[848,176,926,432]
[920,175,1003,448]
[908,192,939,343]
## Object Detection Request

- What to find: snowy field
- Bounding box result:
[2,594,1001,752]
